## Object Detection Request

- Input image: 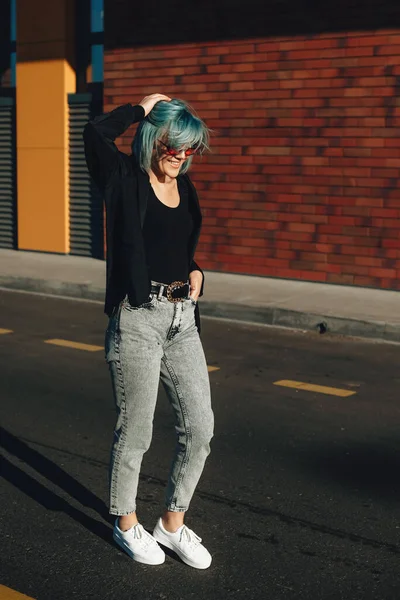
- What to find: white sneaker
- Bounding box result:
[152,518,212,569]
[113,520,165,565]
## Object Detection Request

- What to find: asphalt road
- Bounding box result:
[1,289,399,600]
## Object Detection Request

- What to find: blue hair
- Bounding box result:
[132,98,210,174]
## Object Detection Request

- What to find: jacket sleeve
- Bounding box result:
[190,259,205,297]
[83,103,145,190]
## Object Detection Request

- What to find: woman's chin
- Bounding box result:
[165,166,182,178]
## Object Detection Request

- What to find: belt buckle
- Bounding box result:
[166,280,186,303]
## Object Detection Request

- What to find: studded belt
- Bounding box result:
[150,280,190,303]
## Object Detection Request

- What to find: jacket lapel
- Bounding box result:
[183,174,202,225]
[182,174,202,262]
[137,168,150,229]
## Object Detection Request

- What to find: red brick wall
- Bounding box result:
[104,31,400,290]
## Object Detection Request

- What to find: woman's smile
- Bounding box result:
[167,158,182,169]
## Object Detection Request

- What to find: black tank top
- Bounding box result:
[143,178,194,284]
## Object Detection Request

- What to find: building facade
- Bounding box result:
[0,0,104,258]
[1,0,399,290]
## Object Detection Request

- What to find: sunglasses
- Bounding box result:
[158,140,198,157]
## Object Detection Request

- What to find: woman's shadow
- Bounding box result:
[1,427,114,547]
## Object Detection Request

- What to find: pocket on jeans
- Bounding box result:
[105,318,120,363]
[123,295,157,311]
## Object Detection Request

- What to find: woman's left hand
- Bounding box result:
[189,270,203,302]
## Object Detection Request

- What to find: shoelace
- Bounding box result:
[131,524,156,549]
[179,526,202,549]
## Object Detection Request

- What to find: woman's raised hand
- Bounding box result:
[139,93,171,117]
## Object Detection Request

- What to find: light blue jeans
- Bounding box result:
[105,293,214,515]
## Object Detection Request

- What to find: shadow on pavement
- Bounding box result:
[2,456,114,547]
[1,427,114,546]
[1,427,109,519]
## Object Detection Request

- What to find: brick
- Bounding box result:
[370,208,399,219]
[341,265,370,276]
[327,274,355,284]
[229,81,255,91]
[328,254,357,265]
[286,223,316,233]
[299,271,327,282]
[355,256,384,267]
[276,194,303,203]
[256,42,284,53]
[372,168,399,178]
[354,198,384,208]
[350,33,400,46]
[206,45,236,56]
[301,215,329,224]
[376,45,400,56]
[384,199,400,209]
[353,276,377,286]
[368,267,397,278]
[250,147,291,156]
[224,55,280,67]
[384,139,400,149]
[232,62,256,73]
[276,231,316,242]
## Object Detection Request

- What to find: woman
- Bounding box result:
[84,94,214,569]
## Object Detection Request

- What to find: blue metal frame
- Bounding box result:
[91,0,103,83]
[10,0,16,87]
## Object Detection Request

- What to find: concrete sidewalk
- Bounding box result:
[0,249,399,343]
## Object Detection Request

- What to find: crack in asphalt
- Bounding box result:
[13,434,400,556]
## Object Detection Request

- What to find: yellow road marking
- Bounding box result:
[0,585,36,600]
[0,328,13,334]
[44,339,103,352]
[273,380,357,397]
[207,366,220,372]
[45,338,220,364]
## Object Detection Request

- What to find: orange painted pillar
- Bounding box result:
[16,0,76,253]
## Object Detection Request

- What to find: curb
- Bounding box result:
[199,302,400,344]
[0,276,105,302]
[1,275,399,343]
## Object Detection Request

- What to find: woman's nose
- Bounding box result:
[175,149,186,159]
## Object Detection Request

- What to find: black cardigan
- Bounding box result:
[83,103,204,330]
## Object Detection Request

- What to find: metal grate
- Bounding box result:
[0,96,16,249]
[68,93,104,258]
